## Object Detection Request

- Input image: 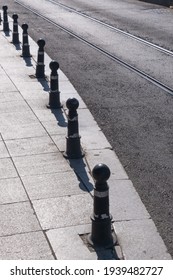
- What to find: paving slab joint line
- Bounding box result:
[0,134,54,251]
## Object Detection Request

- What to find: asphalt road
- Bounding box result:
[1,0,173,257]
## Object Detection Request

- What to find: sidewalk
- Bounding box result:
[0,13,171,260]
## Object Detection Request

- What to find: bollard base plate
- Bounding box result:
[46,103,62,109]
[47,91,62,109]
[63,136,85,159]
[63,150,85,159]
[20,54,32,58]
[87,231,117,249]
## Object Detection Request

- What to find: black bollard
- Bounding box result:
[0,12,2,25]
[63,98,84,159]
[21,23,31,57]
[2,6,9,32]
[35,39,45,78]
[12,14,19,44]
[47,61,61,109]
[88,163,116,248]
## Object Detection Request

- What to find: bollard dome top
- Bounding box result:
[12,14,18,20]
[22,23,28,31]
[66,98,79,110]
[92,163,110,183]
[49,60,59,71]
[37,38,45,47]
[2,6,8,11]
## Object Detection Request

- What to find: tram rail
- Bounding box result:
[15,0,173,97]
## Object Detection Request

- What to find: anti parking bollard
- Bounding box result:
[88,163,116,248]
[36,39,45,78]
[0,12,2,25]
[63,98,84,159]
[47,61,61,109]
[12,14,19,44]
[2,6,9,32]
[21,23,31,57]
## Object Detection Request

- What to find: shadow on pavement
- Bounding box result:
[68,158,94,193]
[50,108,67,127]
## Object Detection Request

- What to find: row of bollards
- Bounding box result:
[2,6,32,57]
[2,5,9,32]
[1,5,116,251]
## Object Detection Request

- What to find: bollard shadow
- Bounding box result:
[50,108,67,127]
[68,158,94,193]
[81,233,120,260]
[94,246,120,260]
[4,30,10,37]
[22,56,33,67]
[37,77,50,92]
[13,43,21,50]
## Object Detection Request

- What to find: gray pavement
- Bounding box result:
[0,13,171,260]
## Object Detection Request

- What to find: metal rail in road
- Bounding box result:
[15,0,173,97]
[47,0,173,57]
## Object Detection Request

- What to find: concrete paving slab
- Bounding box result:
[0,59,28,71]
[6,136,58,156]
[0,90,23,102]
[0,79,17,92]
[0,110,38,125]
[109,177,150,221]
[51,134,67,152]
[114,219,171,260]
[59,80,78,94]
[51,127,105,154]
[78,108,98,130]
[0,177,28,205]
[14,80,46,92]
[86,149,128,179]
[1,122,48,140]
[42,120,67,136]
[0,158,18,179]
[20,89,48,100]
[22,171,88,200]
[0,231,54,260]
[58,70,69,82]
[0,100,30,114]
[1,73,13,83]
[10,73,43,85]
[26,98,51,111]
[46,224,96,260]
[13,152,71,177]
[33,194,92,229]
[0,47,19,58]
[66,158,94,193]
[3,64,34,78]
[0,202,41,236]
[0,141,9,158]
[81,128,112,150]
[47,224,118,260]
[0,110,47,139]
[16,76,50,92]
[26,100,67,128]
